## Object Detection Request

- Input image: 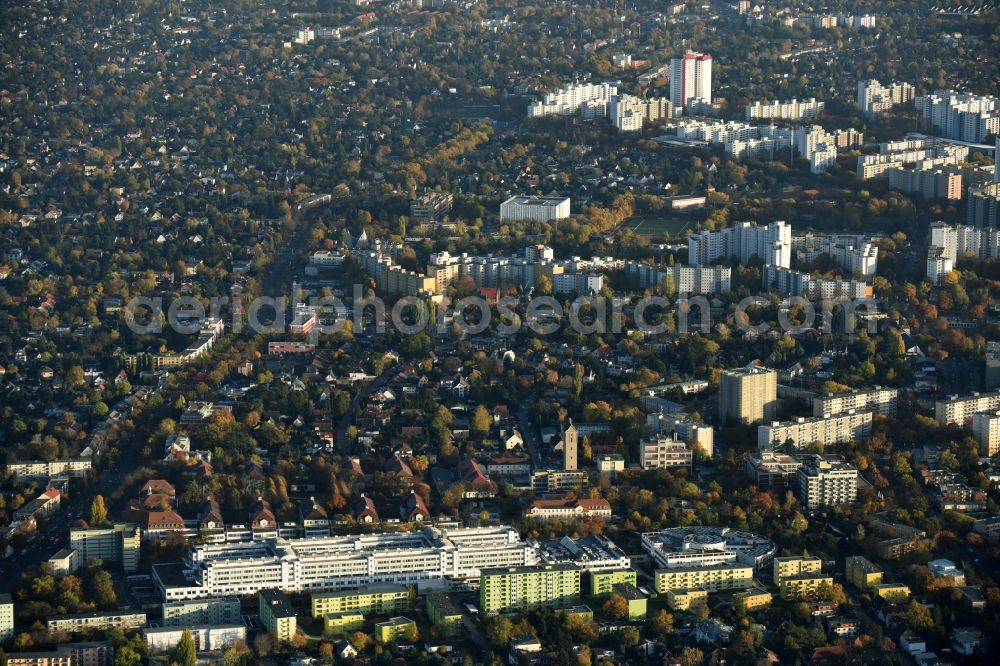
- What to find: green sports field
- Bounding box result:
[623,216,695,237]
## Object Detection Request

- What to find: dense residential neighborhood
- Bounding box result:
[0,0,999,665]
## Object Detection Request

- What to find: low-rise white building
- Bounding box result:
[640,527,776,571]
[524,498,612,521]
[144,625,247,653]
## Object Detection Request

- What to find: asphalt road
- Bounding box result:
[335,366,397,455]
[515,395,544,467]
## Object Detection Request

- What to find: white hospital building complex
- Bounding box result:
[153,526,537,601]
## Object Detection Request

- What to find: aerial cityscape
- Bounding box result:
[0,0,998,665]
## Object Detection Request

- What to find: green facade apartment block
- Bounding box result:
[480,564,581,613]
[426,594,463,637]
[589,569,638,598]
[311,585,411,618]
[323,611,365,635]
[375,616,415,643]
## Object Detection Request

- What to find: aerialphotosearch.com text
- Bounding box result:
[123,286,879,341]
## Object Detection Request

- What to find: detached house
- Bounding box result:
[249,498,278,538]
[199,499,225,533]
[400,491,430,522]
[353,494,379,524]
[458,459,495,498]
[299,498,330,537]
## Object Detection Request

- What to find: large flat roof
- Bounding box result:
[533,535,628,566]
[481,563,578,576]
[503,195,569,206]
[312,584,409,599]
[259,589,296,618]
[152,562,199,589]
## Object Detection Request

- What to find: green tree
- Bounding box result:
[662,274,677,299]
[90,495,108,525]
[67,365,86,387]
[537,274,553,296]
[172,629,197,666]
[91,571,117,607]
[650,609,675,637]
[573,363,585,397]
[253,633,274,656]
[619,626,640,649]
[905,600,935,633]
[789,512,809,536]
[484,616,513,648]
[471,405,491,435]
[691,599,711,622]
[113,646,142,666]
[222,640,252,666]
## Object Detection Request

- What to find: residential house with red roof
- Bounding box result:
[400,491,430,522]
[353,494,379,524]
[249,498,278,537]
[457,459,495,498]
[524,498,612,521]
[299,498,330,537]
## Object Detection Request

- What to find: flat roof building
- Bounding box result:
[845,556,883,590]
[935,390,1000,424]
[259,589,297,643]
[531,535,630,572]
[479,564,581,613]
[500,196,571,223]
[640,434,693,470]
[719,365,778,425]
[758,411,873,449]
[0,593,13,642]
[746,450,802,490]
[311,585,410,618]
[145,625,246,654]
[797,455,859,509]
[47,610,146,634]
[654,563,754,594]
[374,616,416,644]
[68,523,141,573]
[971,411,1000,457]
[162,597,242,627]
[588,569,638,598]
[813,388,897,417]
[6,642,113,666]
[641,527,776,571]
[154,525,537,600]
